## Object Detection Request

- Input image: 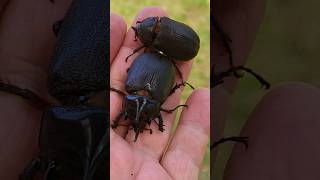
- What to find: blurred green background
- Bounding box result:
[214,1,320,180]
[111,0,210,179]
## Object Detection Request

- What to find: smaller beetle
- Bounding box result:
[111,52,187,141]
[126,16,200,62]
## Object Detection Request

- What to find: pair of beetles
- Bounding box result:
[110,16,200,141]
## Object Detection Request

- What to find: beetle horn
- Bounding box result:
[133,98,147,141]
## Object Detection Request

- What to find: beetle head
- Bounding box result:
[134,17,160,46]
[124,94,161,141]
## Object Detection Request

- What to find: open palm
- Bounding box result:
[110,7,210,180]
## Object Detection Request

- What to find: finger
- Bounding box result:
[110,13,126,63]
[225,83,320,180]
[110,7,167,135]
[0,0,72,102]
[211,0,267,160]
[212,0,267,92]
[161,88,210,179]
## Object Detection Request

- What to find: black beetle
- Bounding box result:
[126,16,200,62]
[16,0,109,179]
[111,52,187,141]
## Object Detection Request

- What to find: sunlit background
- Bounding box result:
[214,1,320,179]
[111,0,210,179]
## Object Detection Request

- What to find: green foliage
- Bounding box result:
[111,1,210,179]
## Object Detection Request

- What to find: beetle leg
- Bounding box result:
[233,66,270,89]
[170,60,195,91]
[211,136,249,150]
[156,114,165,132]
[111,111,125,129]
[212,66,270,89]
[125,45,146,62]
[52,19,64,36]
[212,16,244,78]
[110,87,127,96]
[144,128,153,134]
[161,104,188,114]
[0,82,49,110]
[43,161,56,180]
[19,156,44,180]
[169,82,194,96]
[131,27,138,41]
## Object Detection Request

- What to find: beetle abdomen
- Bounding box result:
[126,53,175,103]
[154,17,200,60]
[49,0,108,101]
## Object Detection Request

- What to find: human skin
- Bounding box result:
[110,7,210,180]
[0,0,73,179]
[212,0,320,180]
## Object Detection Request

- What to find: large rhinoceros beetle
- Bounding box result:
[10,0,109,179]
[126,17,200,62]
[111,53,187,141]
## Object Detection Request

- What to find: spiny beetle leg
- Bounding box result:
[110,87,127,96]
[211,65,270,89]
[161,104,188,114]
[144,128,153,134]
[19,156,43,180]
[111,112,125,129]
[125,45,146,62]
[210,70,225,88]
[0,82,49,110]
[52,19,63,36]
[156,114,165,132]
[234,66,270,89]
[212,16,242,78]
[131,26,138,41]
[211,136,249,150]
[43,161,56,180]
[169,82,194,96]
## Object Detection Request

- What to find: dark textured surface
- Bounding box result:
[126,53,175,103]
[48,0,108,102]
[40,106,108,179]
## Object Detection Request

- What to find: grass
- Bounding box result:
[111,1,210,179]
[213,0,320,179]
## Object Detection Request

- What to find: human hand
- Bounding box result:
[110,7,210,180]
[0,0,73,179]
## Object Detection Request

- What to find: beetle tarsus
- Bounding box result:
[161,104,188,114]
[110,87,127,96]
[125,45,146,62]
[0,82,50,110]
[52,19,63,36]
[111,112,125,129]
[211,136,249,150]
[19,157,43,180]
